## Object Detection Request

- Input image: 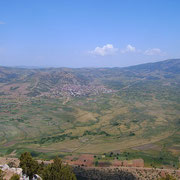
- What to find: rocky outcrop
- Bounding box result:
[0,164,22,180]
[0,164,42,180]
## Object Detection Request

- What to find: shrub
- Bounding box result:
[95,161,99,167]
[129,132,135,136]
[0,169,4,180]
[10,174,20,180]
[8,161,16,168]
[158,174,176,180]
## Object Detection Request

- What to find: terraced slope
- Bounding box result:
[0,59,179,167]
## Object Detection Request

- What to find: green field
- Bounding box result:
[0,59,180,168]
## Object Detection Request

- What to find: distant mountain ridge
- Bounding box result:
[1,58,180,70]
[125,59,180,73]
[0,59,179,98]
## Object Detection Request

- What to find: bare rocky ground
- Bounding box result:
[0,157,19,168]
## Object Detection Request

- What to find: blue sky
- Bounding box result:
[0,0,180,67]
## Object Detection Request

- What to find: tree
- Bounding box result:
[10,174,20,180]
[19,152,39,179]
[42,157,76,180]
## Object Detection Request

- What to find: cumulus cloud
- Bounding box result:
[0,21,5,25]
[89,44,165,57]
[121,44,136,53]
[89,44,118,56]
[144,48,163,56]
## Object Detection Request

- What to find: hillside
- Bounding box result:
[0,59,180,168]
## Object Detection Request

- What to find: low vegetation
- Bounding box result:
[158,174,177,180]
[0,59,179,168]
[0,169,4,180]
[9,174,20,180]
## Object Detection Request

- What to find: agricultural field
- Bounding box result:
[0,59,180,168]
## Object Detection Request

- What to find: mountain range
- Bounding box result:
[0,59,179,167]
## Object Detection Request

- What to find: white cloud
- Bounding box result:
[126,44,136,52]
[89,44,166,57]
[89,44,118,56]
[0,21,5,25]
[121,44,136,53]
[144,48,163,56]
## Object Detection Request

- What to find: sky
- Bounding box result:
[0,0,180,68]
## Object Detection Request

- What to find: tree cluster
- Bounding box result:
[19,152,76,180]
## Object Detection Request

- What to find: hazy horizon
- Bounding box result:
[0,58,179,69]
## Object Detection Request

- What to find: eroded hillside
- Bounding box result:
[0,59,180,168]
